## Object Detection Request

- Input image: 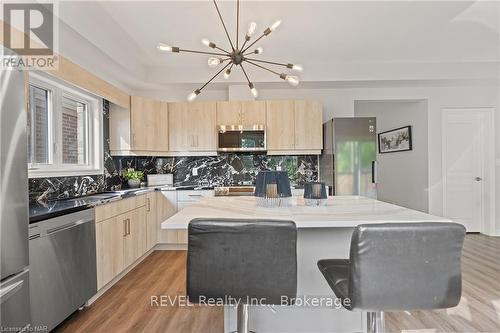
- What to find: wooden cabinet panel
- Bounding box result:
[145,192,157,250]
[294,100,323,150]
[216,101,266,126]
[158,102,169,152]
[130,96,168,152]
[266,100,295,151]
[216,101,241,124]
[241,101,266,125]
[96,216,124,289]
[190,102,217,151]
[95,196,145,223]
[130,96,148,151]
[123,207,146,267]
[168,102,191,151]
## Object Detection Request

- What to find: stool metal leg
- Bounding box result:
[367,311,385,333]
[237,303,249,333]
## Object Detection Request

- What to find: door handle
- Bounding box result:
[123,220,128,237]
[127,219,131,235]
[371,161,377,184]
[147,198,151,211]
[475,177,482,181]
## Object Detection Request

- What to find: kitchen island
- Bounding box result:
[161,196,451,333]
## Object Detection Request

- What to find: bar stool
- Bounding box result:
[317,222,466,333]
[187,218,297,333]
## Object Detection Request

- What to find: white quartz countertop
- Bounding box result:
[161,196,451,229]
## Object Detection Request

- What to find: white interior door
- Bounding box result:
[442,109,490,232]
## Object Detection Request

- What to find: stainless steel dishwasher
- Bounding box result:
[29,208,97,331]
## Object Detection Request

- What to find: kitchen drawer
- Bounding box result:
[95,195,146,223]
[176,190,214,202]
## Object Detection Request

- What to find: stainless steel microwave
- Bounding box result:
[217,125,266,152]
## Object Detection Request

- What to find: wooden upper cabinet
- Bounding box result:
[190,102,217,151]
[216,101,241,125]
[241,101,266,125]
[294,100,323,150]
[266,100,295,151]
[216,101,266,126]
[168,102,191,151]
[132,96,169,152]
[169,102,216,152]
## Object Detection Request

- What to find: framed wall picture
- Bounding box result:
[378,125,412,153]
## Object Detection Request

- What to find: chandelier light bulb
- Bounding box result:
[270,19,282,31]
[224,68,232,79]
[207,57,221,68]
[247,22,257,37]
[201,38,210,47]
[286,75,299,86]
[187,90,200,102]
[254,47,263,54]
[251,87,258,98]
[157,43,173,52]
[249,83,258,98]
[292,64,303,72]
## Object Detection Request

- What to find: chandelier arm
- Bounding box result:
[244,60,281,76]
[198,62,232,92]
[179,48,229,57]
[240,38,248,51]
[213,0,236,51]
[239,63,252,84]
[244,57,289,67]
[215,46,231,54]
[242,33,266,53]
[236,0,240,49]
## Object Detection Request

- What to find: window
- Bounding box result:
[28,74,102,177]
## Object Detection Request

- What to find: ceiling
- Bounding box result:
[57,1,500,91]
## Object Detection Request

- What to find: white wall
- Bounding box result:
[355,100,429,212]
[136,81,499,234]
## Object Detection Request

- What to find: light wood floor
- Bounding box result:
[56,234,500,333]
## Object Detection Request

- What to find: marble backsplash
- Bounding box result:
[29,175,105,203]
[104,154,318,190]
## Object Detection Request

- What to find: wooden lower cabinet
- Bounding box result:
[96,216,125,289]
[122,207,146,267]
[145,192,158,250]
[95,199,147,290]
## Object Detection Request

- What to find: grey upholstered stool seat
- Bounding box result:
[187,218,297,333]
[318,222,466,333]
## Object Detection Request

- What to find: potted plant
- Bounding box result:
[123,169,144,188]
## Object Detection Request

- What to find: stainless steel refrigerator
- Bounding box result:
[0,49,31,330]
[320,117,377,198]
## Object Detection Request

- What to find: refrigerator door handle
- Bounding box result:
[371,161,377,184]
[0,280,24,305]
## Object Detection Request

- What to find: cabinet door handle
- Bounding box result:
[196,136,199,147]
[127,219,131,235]
[123,220,128,237]
[147,198,151,211]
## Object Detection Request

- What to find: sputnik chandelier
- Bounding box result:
[157,0,303,101]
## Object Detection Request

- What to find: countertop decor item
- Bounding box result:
[123,169,144,188]
[254,171,292,207]
[303,182,327,206]
[156,0,303,101]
